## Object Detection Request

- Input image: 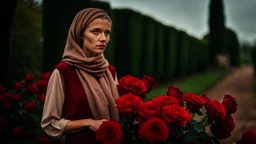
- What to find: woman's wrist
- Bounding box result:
[84,118,93,128]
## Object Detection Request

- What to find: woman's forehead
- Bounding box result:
[86,18,111,30]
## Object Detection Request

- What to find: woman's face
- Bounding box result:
[81,18,111,57]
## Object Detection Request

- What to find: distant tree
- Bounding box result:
[208,0,226,66]
[225,28,240,66]
[8,0,43,84]
[0,0,17,85]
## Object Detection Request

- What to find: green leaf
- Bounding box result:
[175,127,184,136]
[189,120,205,133]
[196,110,204,116]
[189,120,198,125]
[183,101,187,108]
[179,132,198,143]
[199,132,211,141]
[119,118,127,125]
[211,136,220,144]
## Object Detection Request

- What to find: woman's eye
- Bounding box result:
[105,31,111,36]
[92,31,99,35]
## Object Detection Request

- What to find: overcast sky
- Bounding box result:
[97,0,256,44]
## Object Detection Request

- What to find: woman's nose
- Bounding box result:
[99,33,106,42]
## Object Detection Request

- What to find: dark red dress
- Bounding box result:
[49,62,116,144]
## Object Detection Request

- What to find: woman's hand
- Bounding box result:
[88,119,108,132]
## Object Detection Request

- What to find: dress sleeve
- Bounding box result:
[41,69,69,139]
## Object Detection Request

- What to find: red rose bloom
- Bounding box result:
[182,92,206,112]
[166,85,183,102]
[37,136,49,143]
[38,94,46,103]
[24,74,34,83]
[26,83,39,95]
[0,84,5,94]
[138,117,169,143]
[12,127,23,137]
[222,94,237,114]
[37,79,48,94]
[24,101,37,112]
[207,100,226,120]
[161,104,192,127]
[142,75,157,93]
[14,82,21,92]
[201,94,212,109]
[118,75,148,97]
[116,93,142,115]
[137,101,161,123]
[0,95,11,109]
[96,120,123,144]
[152,95,179,107]
[5,93,21,104]
[219,115,235,131]
[210,124,231,140]
[40,72,52,80]
[241,129,256,144]
[0,116,7,127]
[117,84,128,96]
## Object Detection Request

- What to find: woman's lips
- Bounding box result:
[97,45,105,49]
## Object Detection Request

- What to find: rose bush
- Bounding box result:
[0,72,51,143]
[113,74,240,144]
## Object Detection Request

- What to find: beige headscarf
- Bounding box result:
[62,8,119,121]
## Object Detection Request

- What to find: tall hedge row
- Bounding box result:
[43,1,208,82]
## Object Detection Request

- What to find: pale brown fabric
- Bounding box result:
[62,8,119,121]
[41,69,69,138]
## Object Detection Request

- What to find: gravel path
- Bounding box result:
[205,65,256,143]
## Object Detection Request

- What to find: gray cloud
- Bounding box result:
[100,0,256,43]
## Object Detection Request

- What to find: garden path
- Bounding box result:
[205,65,256,143]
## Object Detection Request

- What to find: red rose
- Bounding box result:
[222,94,237,114]
[182,92,206,112]
[207,100,226,120]
[0,95,8,105]
[24,101,37,112]
[37,79,48,94]
[0,95,11,109]
[96,120,123,144]
[241,129,256,144]
[37,136,49,143]
[14,82,21,92]
[138,117,169,143]
[219,115,235,131]
[38,94,46,104]
[137,101,161,123]
[210,123,231,140]
[166,85,183,102]
[152,95,179,107]
[24,74,34,83]
[201,94,212,109]
[116,93,142,115]
[117,84,129,96]
[161,104,192,127]
[142,75,157,93]
[26,83,39,95]
[40,72,52,80]
[12,127,23,137]
[0,116,7,127]
[118,75,148,97]
[0,84,5,94]
[5,93,21,104]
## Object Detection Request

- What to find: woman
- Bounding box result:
[41,8,120,143]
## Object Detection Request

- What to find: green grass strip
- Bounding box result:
[146,70,226,100]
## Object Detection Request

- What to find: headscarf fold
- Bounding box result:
[62,8,119,121]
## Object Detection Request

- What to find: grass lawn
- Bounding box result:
[146,70,226,100]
